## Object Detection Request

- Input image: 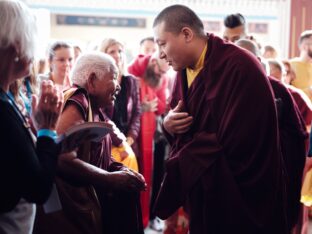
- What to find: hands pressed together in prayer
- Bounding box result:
[31,80,64,131]
[163,100,193,136]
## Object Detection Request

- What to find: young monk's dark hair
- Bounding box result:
[153,4,205,36]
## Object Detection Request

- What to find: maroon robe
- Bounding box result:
[268,76,308,231]
[155,34,287,233]
[35,88,143,234]
[34,88,108,234]
[287,85,312,126]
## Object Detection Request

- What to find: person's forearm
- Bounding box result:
[57,156,110,188]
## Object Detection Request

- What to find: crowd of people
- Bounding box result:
[1,1,312,234]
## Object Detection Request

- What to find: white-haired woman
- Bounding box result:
[35,52,146,234]
[0,1,70,233]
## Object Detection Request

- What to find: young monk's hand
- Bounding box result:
[163,100,193,136]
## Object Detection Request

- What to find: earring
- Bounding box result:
[14,57,19,62]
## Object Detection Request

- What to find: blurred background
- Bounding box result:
[27,0,311,62]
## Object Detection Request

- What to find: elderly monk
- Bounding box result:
[35,52,146,234]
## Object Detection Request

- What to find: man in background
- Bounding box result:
[290,30,312,101]
[223,13,246,43]
[139,37,157,56]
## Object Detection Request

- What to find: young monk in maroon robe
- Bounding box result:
[152,5,287,233]
[236,38,309,233]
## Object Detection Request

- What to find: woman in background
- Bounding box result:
[99,38,141,171]
[39,41,74,91]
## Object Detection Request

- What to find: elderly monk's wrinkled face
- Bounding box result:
[154,21,190,71]
[93,64,120,107]
[223,25,246,43]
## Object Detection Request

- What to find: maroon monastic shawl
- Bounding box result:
[268,76,308,230]
[155,34,287,233]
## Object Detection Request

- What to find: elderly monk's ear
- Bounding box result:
[181,27,193,43]
[87,73,97,92]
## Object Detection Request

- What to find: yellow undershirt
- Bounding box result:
[186,43,208,88]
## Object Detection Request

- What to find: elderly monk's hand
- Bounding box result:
[31,80,64,131]
[107,169,147,192]
[163,100,193,136]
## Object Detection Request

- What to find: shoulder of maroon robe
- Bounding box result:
[65,88,89,121]
[268,76,307,139]
[268,76,308,227]
[287,85,312,125]
[157,34,286,224]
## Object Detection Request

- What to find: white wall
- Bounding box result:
[29,0,291,59]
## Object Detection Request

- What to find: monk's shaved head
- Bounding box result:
[235,39,260,57]
[153,4,205,36]
[235,39,270,74]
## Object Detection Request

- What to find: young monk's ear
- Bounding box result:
[181,27,193,43]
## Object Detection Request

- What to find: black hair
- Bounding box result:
[153,4,204,35]
[224,13,245,28]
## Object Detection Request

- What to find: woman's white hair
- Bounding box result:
[71,51,118,87]
[0,0,37,60]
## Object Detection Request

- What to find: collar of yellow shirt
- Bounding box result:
[186,43,208,87]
